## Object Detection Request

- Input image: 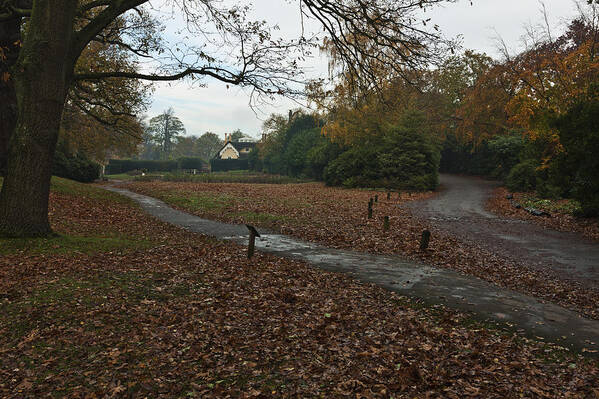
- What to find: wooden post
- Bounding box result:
[398,192,401,200]
[246,224,261,259]
[387,192,391,200]
[383,216,390,231]
[420,230,431,251]
[368,200,373,219]
[375,194,378,203]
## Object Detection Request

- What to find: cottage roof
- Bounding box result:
[215,140,257,160]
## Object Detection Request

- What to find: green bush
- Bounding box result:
[105,159,179,174]
[487,134,524,178]
[324,144,380,187]
[553,94,599,216]
[305,139,344,180]
[210,158,249,172]
[177,157,206,170]
[324,111,440,191]
[283,128,321,177]
[53,148,100,183]
[506,160,538,192]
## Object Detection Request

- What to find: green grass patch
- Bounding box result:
[104,173,138,181]
[1,176,131,204]
[159,191,235,212]
[137,171,311,184]
[50,176,133,204]
[521,195,582,215]
[237,211,289,225]
[0,234,156,256]
[0,176,132,204]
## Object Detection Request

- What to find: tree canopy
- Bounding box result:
[146,108,186,159]
[0,0,458,237]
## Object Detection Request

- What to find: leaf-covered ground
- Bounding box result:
[125,181,599,320]
[487,187,599,242]
[1,178,598,397]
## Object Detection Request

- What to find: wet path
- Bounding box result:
[409,175,599,288]
[105,185,599,357]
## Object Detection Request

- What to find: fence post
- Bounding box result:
[368,199,373,219]
[246,225,261,259]
[384,216,390,231]
[420,230,431,251]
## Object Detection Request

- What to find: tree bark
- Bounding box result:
[0,17,21,173]
[0,0,78,237]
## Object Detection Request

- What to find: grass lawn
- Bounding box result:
[1,177,158,255]
[135,170,311,184]
[104,173,138,181]
[0,177,598,397]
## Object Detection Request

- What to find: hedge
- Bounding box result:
[210,158,249,172]
[178,157,207,170]
[106,159,179,174]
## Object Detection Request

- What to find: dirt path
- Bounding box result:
[409,174,599,289]
[104,185,599,357]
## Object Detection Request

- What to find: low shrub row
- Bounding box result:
[106,158,206,175]
[210,159,249,172]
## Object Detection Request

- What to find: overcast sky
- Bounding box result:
[147,0,582,140]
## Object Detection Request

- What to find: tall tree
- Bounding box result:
[195,132,223,160]
[173,135,198,158]
[0,0,456,237]
[146,108,185,159]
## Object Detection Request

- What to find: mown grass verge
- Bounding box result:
[0,176,158,255]
[135,170,311,184]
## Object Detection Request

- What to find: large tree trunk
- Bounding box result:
[0,0,78,237]
[0,17,21,174]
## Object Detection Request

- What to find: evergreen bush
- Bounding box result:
[506,160,538,192]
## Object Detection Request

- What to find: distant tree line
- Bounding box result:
[138,108,225,162]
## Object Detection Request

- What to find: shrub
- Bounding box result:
[377,112,440,190]
[553,95,599,216]
[325,111,440,191]
[506,160,538,192]
[487,134,524,178]
[283,128,321,177]
[177,157,206,170]
[305,139,344,180]
[53,148,100,183]
[105,159,179,174]
[210,158,249,172]
[324,144,380,187]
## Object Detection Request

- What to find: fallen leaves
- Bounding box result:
[1,180,598,397]
[126,181,599,320]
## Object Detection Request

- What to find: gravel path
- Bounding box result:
[409,174,599,289]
